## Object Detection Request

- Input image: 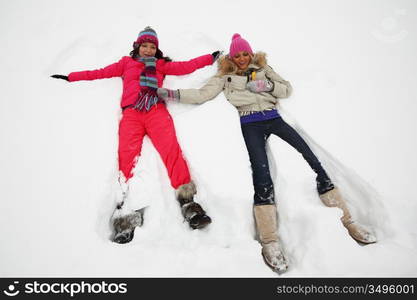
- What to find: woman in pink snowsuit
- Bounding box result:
[52,26,220,243]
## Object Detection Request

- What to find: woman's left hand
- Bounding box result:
[246,80,274,93]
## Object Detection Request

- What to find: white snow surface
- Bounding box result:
[1,0,417,277]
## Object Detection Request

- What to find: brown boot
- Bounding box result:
[320,188,377,244]
[112,209,144,244]
[176,182,212,229]
[253,204,288,273]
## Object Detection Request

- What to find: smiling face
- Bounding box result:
[139,42,157,57]
[231,51,252,70]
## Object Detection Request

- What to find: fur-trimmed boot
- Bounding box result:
[176,181,212,229]
[320,187,377,244]
[253,204,288,273]
[112,208,144,244]
[111,174,146,244]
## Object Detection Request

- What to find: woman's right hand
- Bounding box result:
[51,74,69,81]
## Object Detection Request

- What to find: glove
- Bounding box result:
[211,51,222,63]
[246,79,274,93]
[157,88,180,102]
[51,74,69,81]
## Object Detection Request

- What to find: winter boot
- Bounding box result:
[176,181,212,230]
[319,188,377,244]
[112,204,144,244]
[253,204,288,273]
[112,210,143,244]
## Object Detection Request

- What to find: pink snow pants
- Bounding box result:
[118,104,191,189]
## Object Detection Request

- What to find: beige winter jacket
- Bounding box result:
[179,52,292,113]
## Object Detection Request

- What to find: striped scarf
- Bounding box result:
[133,57,160,111]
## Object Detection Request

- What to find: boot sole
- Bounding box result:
[113,229,135,244]
[346,224,377,244]
[190,216,212,230]
[350,233,377,245]
[261,251,288,274]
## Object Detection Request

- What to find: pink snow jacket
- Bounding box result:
[68,54,214,108]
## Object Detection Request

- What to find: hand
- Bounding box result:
[246,79,274,93]
[211,51,223,63]
[157,88,180,102]
[51,74,69,81]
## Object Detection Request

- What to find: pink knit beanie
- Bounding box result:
[229,33,253,57]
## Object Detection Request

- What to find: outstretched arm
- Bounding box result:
[157,76,225,105]
[63,57,127,82]
[161,53,215,76]
[179,76,225,104]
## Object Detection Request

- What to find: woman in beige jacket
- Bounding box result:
[158,33,376,273]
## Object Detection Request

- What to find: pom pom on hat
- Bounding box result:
[229,33,253,57]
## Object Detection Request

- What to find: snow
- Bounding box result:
[1,0,417,277]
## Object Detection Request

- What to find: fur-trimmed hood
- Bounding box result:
[216,52,267,76]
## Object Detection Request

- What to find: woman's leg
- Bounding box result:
[268,118,376,244]
[242,121,288,273]
[118,109,146,181]
[268,117,334,194]
[113,108,146,244]
[145,105,210,229]
[241,122,275,205]
[144,105,191,189]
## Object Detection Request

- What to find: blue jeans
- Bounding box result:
[241,117,329,205]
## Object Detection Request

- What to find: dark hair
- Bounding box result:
[130,44,172,61]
